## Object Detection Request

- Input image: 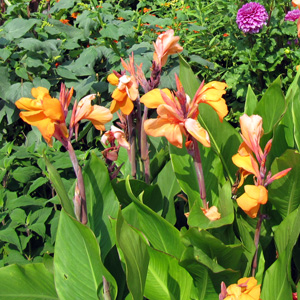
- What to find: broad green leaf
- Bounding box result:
[12,166,40,183]
[155,161,179,224]
[56,66,78,80]
[244,84,258,115]
[101,24,120,40]
[4,19,40,40]
[83,153,119,259]
[125,177,186,259]
[54,210,117,300]
[261,251,292,300]
[236,215,256,277]
[44,155,75,219]
[0,227,22,251]
[5,82,33,103]
[254,76,285,134]
[261,207,300,299]
[116,209,149,300]
[49,0,76,13]
[0,263,58,300]
[188,181,234,229]
[169,143,200,207]
[268,150,300,218]
[182,228,244,273]
[144,247,193,300]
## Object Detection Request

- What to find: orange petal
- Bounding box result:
[31,87,51,99]
[293,0,300,8]
[86,105,113,130]
[144,118,183,148]
[107,73,119,86]
[204,98,228,122]
[112,88,128,103]
[236,192,260,218]
[110,100,119,114]
[118,96,134,115]
[185,118,210,147]
[42,97,65,123]
[244,185,268,205]
[140,88,172,108]
[232,153,258,175]
[157,104,183,121]
[20,111,54,144]
[15,98,42,111]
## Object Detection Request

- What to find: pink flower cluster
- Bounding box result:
[236,2,268,34]
[285,9,300,22]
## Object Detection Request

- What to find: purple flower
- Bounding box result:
[236,2,269,34]
[285,9,300,22]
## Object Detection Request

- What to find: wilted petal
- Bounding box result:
[185,118,210,147]
[144,118,183,148]
[201,206,221,221]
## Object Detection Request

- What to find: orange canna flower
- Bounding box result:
[15,87,68,146]
[73,94,113,137]
[220,277,261,300]
[236,185,268,218]
[141,75,211,148]
[239,114,264,162]
[232,142,260,187]
[194,81,228,122]
[107,73,139,115]
[153,29,183,67]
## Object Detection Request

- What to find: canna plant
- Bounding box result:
[0,20,299,300]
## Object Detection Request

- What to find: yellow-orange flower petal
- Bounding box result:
[237,185,268,218]
[140,88,172,108]
[86,106,113,131]
[15,87,66,146]
[185,118,210,147]
[107,73,119,86]
[144,118,183,148]
[118,95,134,115]
[224,277,261,300]
[195,81,228,122]
[232,153,258,176]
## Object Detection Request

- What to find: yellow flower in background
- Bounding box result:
[15,87,68,146]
